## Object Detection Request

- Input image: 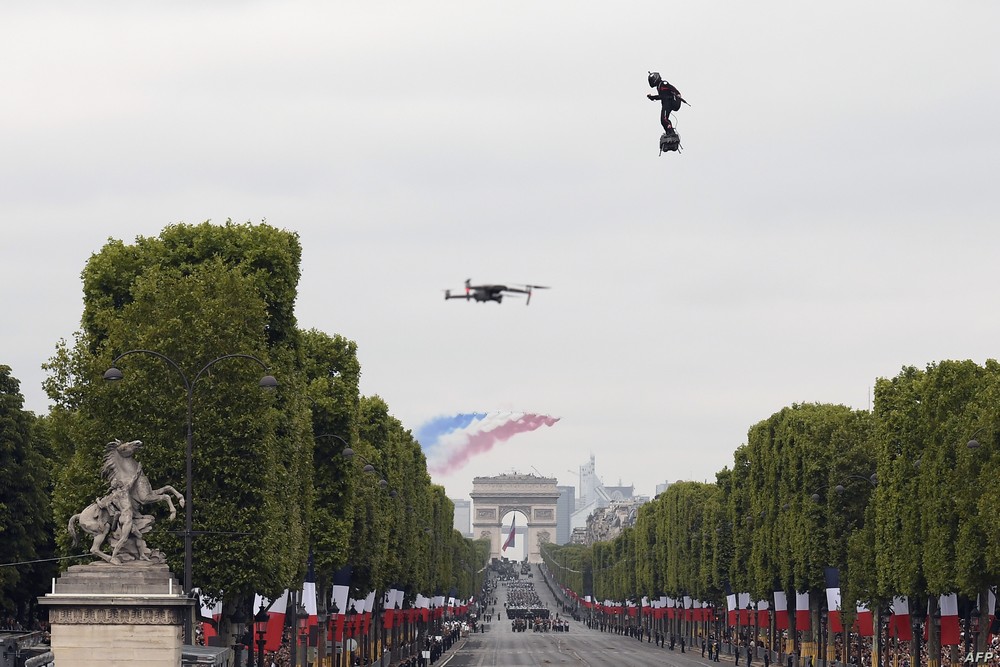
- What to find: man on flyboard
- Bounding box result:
[647,71,687,154]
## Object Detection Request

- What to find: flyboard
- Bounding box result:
[659,127,681,155]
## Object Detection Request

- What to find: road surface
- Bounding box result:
[442,566,728,667]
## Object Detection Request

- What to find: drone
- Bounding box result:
[444,279,550,305]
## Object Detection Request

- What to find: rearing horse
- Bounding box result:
[102,439,185,520]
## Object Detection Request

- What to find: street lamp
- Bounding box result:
[342,446,391,490]
[253,607,268,667]
[104,349,276,645]
[810,474,876,502]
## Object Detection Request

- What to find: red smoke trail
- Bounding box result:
[428,414,559,475]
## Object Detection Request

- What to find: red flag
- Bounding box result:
[502,516,516,551]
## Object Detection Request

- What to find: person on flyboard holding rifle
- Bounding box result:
[647,71,688,154]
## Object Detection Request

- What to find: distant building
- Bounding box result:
[556,486,575,545]
[583,497,649,544]
[655,481,671,496]
[451,498,472,537]
[569,455,637,532]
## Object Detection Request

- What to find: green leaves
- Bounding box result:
[0,366,56,614]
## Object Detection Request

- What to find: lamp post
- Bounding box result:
[346,451,389,488]
[289,589,298,667]
[253,607,268,667]
[230,604,248,667]
[103,350,277,645]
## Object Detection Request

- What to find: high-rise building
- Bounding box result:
[451,498,472,538]
[570,455,639,532]
[556,486,575,545]
[578,454,597,507]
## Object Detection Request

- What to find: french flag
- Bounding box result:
[889,596,911,641]
[938,594,960,646]
[263,591,288,652]
[774,592,788,630]
[502,516,516,552]
[726,594,737,626]
[757,600,770,628]
[824,567,843,633]
[738,593,750,625]
[302,559,319,636]
[855,602,873,637]
[363,590,376,635]
[416,594,430,622]
[199,593,222,643]
[331,566,352,642]
[795,591,811,630]
[383,589,400,630]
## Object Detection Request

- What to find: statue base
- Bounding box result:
[39,561,194,667]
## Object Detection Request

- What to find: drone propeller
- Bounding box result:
[523,284,549,306]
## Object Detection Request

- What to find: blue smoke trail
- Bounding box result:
[415,413,487,449]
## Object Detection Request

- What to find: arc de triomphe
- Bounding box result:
[470,473,559,563]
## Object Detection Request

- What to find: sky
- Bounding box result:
[2,2,999,505]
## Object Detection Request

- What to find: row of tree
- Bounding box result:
[1,221,487,629]
[544,364,1000,660]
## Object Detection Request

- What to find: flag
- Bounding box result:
[198,592,222,644]
[302,558,319,636]
[331,566,352,642]
[795,591,811,631]
[502,516,516,551]
[824,567,843,633]
[757,600,770,627]
[264,590,288,652]
[384,589,400,630]
[855,603,873,637]
[889,596,911,641]
[738,593,750,625]
[727,594,737,626]
[774,592,788,630]
[363,591,376,636]
[939,594,960,645]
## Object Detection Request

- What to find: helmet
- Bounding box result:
[648,71,662,88]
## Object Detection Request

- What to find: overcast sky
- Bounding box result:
[3,2,998,503]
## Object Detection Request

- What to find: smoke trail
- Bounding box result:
[428,413,560,475]
[414,413,487,449]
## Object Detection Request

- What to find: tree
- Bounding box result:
[46,223,310,616]
[0,365,56,620]
[302,329,361,604]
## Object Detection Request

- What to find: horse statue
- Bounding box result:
[68,438,185,565]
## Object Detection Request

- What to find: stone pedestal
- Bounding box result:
[39,561,194,667]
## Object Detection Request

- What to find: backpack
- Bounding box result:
[660,83,683,111]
